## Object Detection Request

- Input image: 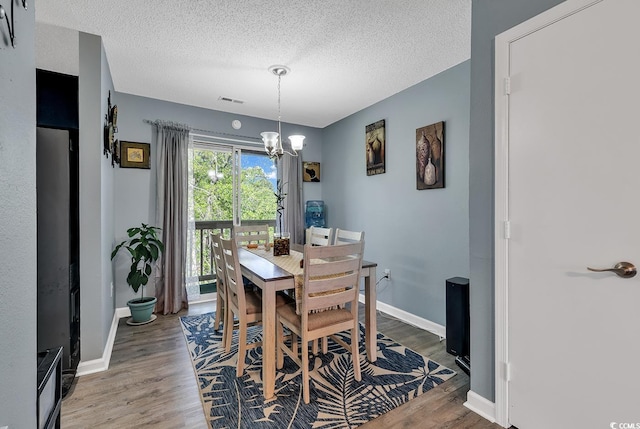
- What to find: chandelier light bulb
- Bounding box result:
[289,135,305,151]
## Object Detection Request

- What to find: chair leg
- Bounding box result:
[221,301,230,349]
[322,336,328,354]
[224,307,234,353]
[311,339,319,355]
[214,295,223,330]
[301,338,310,404]
[351,326,361,382]
[276,317,284,369]
[237,319,247,377]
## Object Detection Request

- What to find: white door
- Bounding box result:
[497,0,640,427]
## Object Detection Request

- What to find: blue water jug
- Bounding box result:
[305,200,325,228]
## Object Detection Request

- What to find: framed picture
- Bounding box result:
[416,121,445,190]
[120,141,150,169]
[303,162,321,182]
[366,119,385,176]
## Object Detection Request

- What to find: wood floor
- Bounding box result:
[62,302,501,428]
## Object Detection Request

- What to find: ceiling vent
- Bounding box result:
[218,96,244,104]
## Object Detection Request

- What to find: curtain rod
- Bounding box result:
[143,119,261,146]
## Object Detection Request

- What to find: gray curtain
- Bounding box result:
[153,120,191,314]
[278,154,304,244]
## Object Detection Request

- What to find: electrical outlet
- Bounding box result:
[384,268,391,280]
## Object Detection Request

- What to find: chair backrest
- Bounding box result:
[211,233,226,299]
[301,241,365,315]
[333,229,364,245]
[233,224,270,246]
[306,226,333,246]
[219,237,247,311]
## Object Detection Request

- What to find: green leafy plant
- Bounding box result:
[111,223,164,301]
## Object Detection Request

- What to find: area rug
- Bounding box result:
[180,312,456,428]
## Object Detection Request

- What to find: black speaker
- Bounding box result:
[446,277,470,358]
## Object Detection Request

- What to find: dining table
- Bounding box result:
[237,243,377,400]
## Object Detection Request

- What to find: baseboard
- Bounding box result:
[78,298,444,377]
[359,294,446,338]
[189,292,216,304]
[76,308,127,376]
[464,390,496,424]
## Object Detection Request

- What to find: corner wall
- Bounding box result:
[468,0,564,402]
[78,32,116,361]
[0,2,37,427]
[322,61,471,326]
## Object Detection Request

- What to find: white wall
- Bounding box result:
[322,61,471,326]
[0,2,37,427]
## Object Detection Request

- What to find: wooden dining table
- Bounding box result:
[237,244,377,400]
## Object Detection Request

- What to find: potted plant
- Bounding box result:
[111,223,164,325]
[273,179,290,256]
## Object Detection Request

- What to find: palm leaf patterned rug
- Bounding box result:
[180,312,456,428]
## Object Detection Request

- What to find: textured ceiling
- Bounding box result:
[35,0,471,128]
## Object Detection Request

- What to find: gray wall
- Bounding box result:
[0,2,37,427]
[322,61,471,326]
[468,0,564,401]
[112,93,323,306]
[78,32,116,361]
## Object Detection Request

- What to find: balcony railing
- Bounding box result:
[193,219,276,283]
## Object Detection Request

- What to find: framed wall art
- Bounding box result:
[416,121,445,190]
[303,162,320,182]
[120,141,150,169]
[365,119,385,176]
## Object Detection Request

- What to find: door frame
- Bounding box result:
[493,0,603,426]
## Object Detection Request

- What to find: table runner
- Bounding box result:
[245,247,342,315]
[246,246,304,276]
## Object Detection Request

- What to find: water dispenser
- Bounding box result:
[305,200,325,228]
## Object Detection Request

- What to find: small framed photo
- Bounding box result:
[303,162,320,182]
[120,141,150,169]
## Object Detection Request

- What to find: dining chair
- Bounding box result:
[306,226,333,246]
[304,226,334,353]
[276,241,365,404]
[219,236,264,377]
[233,224,270,247]
[310,229,363,354]
[211,234,231,347]
[333,228,364,245]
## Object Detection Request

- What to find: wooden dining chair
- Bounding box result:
[304,226,333,353]
[276,241,365,404]
[219,236,264,377]
[306,226,333,246]
[333,228,364,245]
[309,230,363,354]
[211,234,231,347]
[233,224,270,247]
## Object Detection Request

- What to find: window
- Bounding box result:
[188,140,277,299]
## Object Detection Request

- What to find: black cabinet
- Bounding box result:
[446,277,470,374]
[37,347,62,429]
[36,70,81,376]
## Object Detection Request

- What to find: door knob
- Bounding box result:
[587,262,637,278]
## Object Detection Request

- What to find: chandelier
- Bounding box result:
[261,65,305,159]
